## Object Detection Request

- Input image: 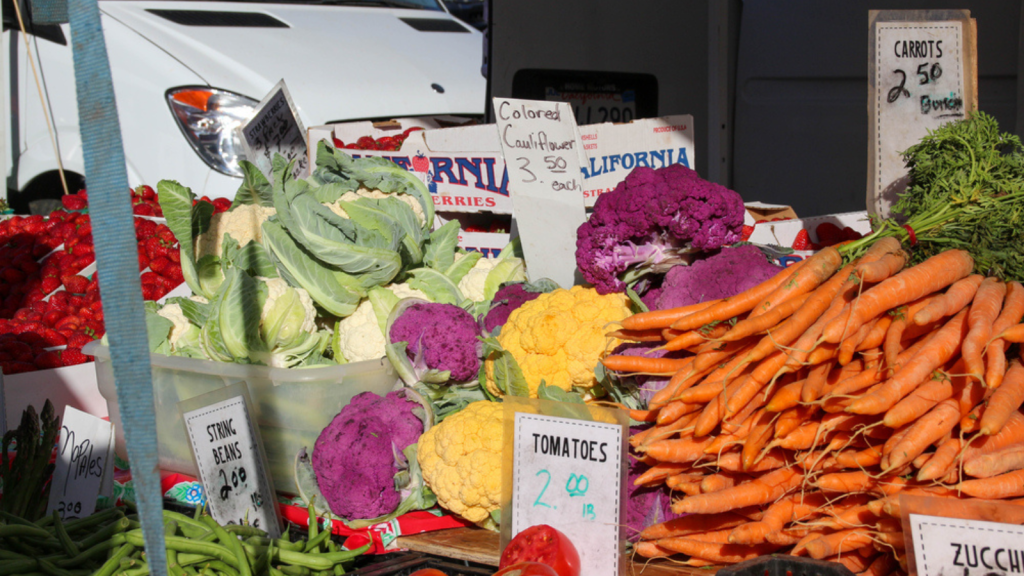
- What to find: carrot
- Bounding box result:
[701,471,748,494]
[620,298,722,331]
[722,386,769,434]
[979,360,1024,435]
[782,273,859,372]
[834,446,883,469]
[839,316,883,366]
[858,315,894,353]
[776,404,820,438]
[805,529,875,560]
[883,370,956,429]
[716,449,791,473]
[748,248,841,319]
[885,296,943,370]
[854,239,906,283]
[984,282,1024,388]
[741,409,777,471]
[728,492,827,545]
[639,512,751,540]
[828,552,878,574]
[672,466,804,515]
[958,469,1024,499]
[633,541,674,559]
[765,378,808,413]
[662,324,728,352]
[693,391,725,438]
[719,292,813,343]
[963,277,1007,382]
[601,355,693,375]
[816,471,907,495]
[959,411,1024,462]
[655,538,780,564]
[1000,324,1024,343]
[648,358,703,408]
[822,249,974,344]
[846,309,971,415]
[633,462,691,487]
[669,263,806,332]
[650,399,702,429]
[606,328,665,342]
[916,437,961,482]
[858,552,898,576]
[963,445,1024,479]
[642,436,715,463]
[884,398,961,470]
[913,274,983,326]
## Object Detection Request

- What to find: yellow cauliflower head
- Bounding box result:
[416,401,503,530]
[485,286,630,397]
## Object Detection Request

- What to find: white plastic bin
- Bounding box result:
[85,341,398,494]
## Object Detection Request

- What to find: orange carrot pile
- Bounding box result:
[605,247,1024,572]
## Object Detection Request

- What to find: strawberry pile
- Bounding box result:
[739,218,865,251]
[136,218,184,301]
[331,127,424,152]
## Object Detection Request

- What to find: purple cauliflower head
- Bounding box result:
[482,283,544,333]
[312,391,424,521]
[626,435,681,541]
[655,244,783,311]
[575,164,745,294]
[390,302,482,381]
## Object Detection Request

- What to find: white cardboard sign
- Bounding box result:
[493,98,587,289]
[46,406,114,520]
[869,13,974,217]
[511,412,623,576]
[239,79,308,180]
[909,513,1024,576]
[183,394,280,537]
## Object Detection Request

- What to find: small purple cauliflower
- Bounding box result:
[654,244,782,310]
[482,283,544,333]
[575,164,745,294]
[626,434,680,541]
[390,302,481,381]
[312,391,424,521]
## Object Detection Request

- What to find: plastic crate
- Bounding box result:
[85,342,399,494]
[717,555,857,576]
[349,553,493,576]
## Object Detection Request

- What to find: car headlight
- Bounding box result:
[166,87,257,178]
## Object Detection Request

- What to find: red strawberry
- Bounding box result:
[133,203,155,216]
[740,224,755,241]
[165,264,184,283]
[842,226,862,241]
[149,256,170,275]
[791,229,812,250]
[356,136,376,149]
[41,329,66,347]
[1,360,36,374]
[42,309,63,327]
[67,332,94,349]
[138,184,156,201]
[332,137,345,149]
[71,256,94,272]
[3,341,34,362]
[145,237,165,261]
[167,248,181,264]
[141,283,160,301]
[62,275,90,294]
[71,242,94,257]
[156,225,176,245]
[815,222,844,247]
[49,291,70,310]
[376,136,397,151]
[212,198,231,213]
[59,347,88,366]
[41,276,61,295]
[1,267,25,284]
[61,195,87,211]
[135,218,157,239]
[55,315,81,331]
[34,351,62,370]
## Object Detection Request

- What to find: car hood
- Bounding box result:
[99,1,485,124]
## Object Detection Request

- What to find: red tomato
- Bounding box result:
[493,562,559,576]
[409,570,449,576]
[499,525,580,576]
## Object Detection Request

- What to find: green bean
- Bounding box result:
[33,514,54,528]
[123,533,238,568]
[55,534,128,568]
[36,559,72,576]
[126,520,141,531]
[198,532,219,543]
[50,512,80,558]
[276,566,311,576]
[0,523,58,540]
[306,497,318,544]
[199,516,250,576]
[161,512,211,539]
[268,566,286,576]
[223,525,265,538]
[76,517,130,550]
[6,537,43,556]
[183,568,199,576]
[302,528,331,554]
[165,521,180,570]
[120,566,149,576]
[0,549,30,560]
[272,538,303,553]
[63,507,123,535]
[169,565,187,576]
[0,559,38,576]
[91,543,135,576]
[176,553,216,567]
[193,561,238,576]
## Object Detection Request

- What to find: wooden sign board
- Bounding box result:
[867,10,977,217]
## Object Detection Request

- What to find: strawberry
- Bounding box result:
[41,329,66,347]
[71,242,94,257]
[815,222,844,247]
[133,203,155,216]
[59,347,88,366]
[144,237,165,261]
[165,264,184,283]
[76,222,92,239]
[791,229,812,250]
[42,309,63,327]
[138,184,156,201]
[332,137,345,148]
[1,361,36,374]
[3,341,33,362]
[376,136,398,151]
[842,226,862,241]
[167,248,181,264]
[32,243,51,259]
[138,248,149,271]
[212,198,231,213]
[740,224,755,241]
[68,295,86,309]
[49,291,70,310]
[61,195,87,211]
[71,256,94,272]
[135,218,157,239]
[141,282,160,301]
[149,256,170,275]
[156,225,176,245]
[62,275,90,294]
[34,351,62,370]
[41,276,61,295]
[1,267,25,284]
[55,316,81,331]
[356,136,376,149]
[87,276,99,294]
[67,332,94,349]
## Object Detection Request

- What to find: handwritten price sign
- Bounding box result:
[183,392,279,537]
[46,407,114,520]
[510,411,624,576]
[239,79,308,181]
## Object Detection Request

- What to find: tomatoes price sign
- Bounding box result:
[508,409,625,576]
[182,386,280,537]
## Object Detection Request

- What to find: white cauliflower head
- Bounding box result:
[195,204,277,259]
[457,254,527,303]
[326,187,425,226]
[156,303,192,345]
[258,277,317,349]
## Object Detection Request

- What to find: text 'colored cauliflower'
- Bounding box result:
[575,163,745,294]
[417,400,503,530]
[485,286,630,397]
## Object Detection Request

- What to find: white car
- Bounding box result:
[2,0,485,212]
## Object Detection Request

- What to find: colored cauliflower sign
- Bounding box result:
[485,286,631,397]
[575,163,745,294]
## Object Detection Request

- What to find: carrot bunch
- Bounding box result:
[607,241,1024,573]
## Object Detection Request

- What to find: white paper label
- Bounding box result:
[240,79,308,180]
[910,513,1024,576]
[873,21,966,216]
[46,406,113,520]
[494,98,587,289]
[511,412,623,576]
[183,396,279,537]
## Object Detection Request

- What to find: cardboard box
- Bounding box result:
[309,115,697,252]
[747,210,873,267]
